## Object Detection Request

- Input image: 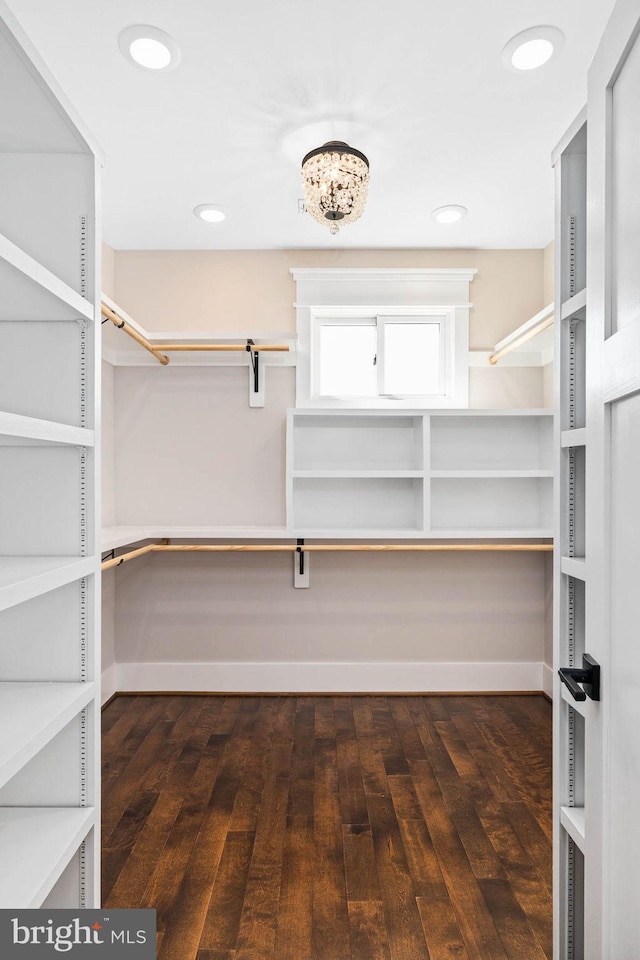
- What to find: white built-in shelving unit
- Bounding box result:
[287,409,553,537]
[0,2,101,908]
[552,109,587,960]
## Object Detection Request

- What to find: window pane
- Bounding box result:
[318,324,377,396]
[383,322,441,395]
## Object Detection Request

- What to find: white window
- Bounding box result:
[292,268,475,409]
[313,313,448,400]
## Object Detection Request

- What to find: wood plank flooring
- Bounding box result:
[102,695,552,960]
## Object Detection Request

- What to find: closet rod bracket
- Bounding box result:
[294,538,309,589]
[246,339,266,408]
[246,340,259,391]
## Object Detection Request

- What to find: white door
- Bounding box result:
[585,1,640,956]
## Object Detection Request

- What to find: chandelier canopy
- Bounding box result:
[301,141,370,235]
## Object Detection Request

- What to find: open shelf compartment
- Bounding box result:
[430,414,552,472]
[430,476,552,533]
[292,476,424,532]
[0,683,94,791]
[291,413,424,472]
[0,808,95,908]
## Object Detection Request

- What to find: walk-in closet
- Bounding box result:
[2,1,640,958]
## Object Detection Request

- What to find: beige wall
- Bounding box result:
[114,549,547,667]
[112,247,545,349]
[102,244,552,690]
[112,246,549,409]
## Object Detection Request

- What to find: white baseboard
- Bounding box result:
[111,660,546,694]
[101,663,118,704]
[542,662,554,699]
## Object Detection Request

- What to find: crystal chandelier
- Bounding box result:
[301,141,370,235]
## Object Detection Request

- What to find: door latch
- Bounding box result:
[558,653,600,702]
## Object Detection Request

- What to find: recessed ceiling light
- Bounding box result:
[193,204,226,223]
[502,26,564,72]
[432,205,468,224]
[118,25,181,72]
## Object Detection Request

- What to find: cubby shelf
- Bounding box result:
[0,411,94,447]
[0,807,95,908]
[0,557,95,613]
[0,682,94,789]
[287,409,553,537]
[560,805,586,853]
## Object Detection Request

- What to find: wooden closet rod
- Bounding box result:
[488,313,554,365]
[101,301,290,362]
[101,304,170,365]
[152,344,290,352]
[102,541,553,571]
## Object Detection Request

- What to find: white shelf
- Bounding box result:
[0,411,94,447]
[293,469,423,479]
[561,556,586,581]
[102,525,291,552]
[0,682,94,789]
[288,528,554,540]
[429,528,554,539]
[0,233,93,323]
[0,807,95,907]
[561,683,588,718]
[560,805,586,852]
[0,557,95,613]
[561,288,587,321]
[430,469,553,478]
[561,428,587,448]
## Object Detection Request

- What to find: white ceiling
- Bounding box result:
[8,0,615,250]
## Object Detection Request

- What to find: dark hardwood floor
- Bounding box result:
[102,695,552,960]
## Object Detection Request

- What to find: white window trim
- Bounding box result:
[292,268,476,409]
[311,308,453,401]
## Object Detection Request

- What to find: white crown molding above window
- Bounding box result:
[290,267,478,283]
[291,267,477,309]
